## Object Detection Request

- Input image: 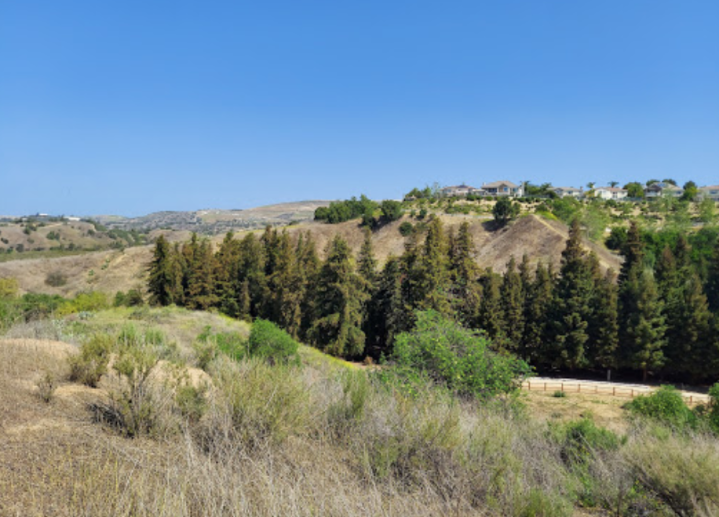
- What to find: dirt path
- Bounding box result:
[524,377,711,404]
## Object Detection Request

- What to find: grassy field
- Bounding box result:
[1,307,718,516]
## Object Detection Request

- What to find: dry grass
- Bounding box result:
[2,328,717,516]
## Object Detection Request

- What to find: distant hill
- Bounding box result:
[93,200,330,234]
[0,214,622,298]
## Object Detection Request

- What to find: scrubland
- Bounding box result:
[1,307,719,517]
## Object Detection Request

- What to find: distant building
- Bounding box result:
[594,187,628,201]
[699,185,719,202]
[482,180,524,197]
[441,184,483,197]
[65,216,81,222]
[553,186,584,199]
[644,182,683,198]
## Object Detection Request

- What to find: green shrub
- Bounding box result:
[68,334,114,387]
[625,385,697,429]
[554,418,623,466]
[45,270,67,287]
[708,382,719,434]
[248,319,299,364]
[398,221,414,236]
[388,310,531,399]
[553,390,566,398]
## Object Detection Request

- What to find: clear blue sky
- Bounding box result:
[1,1,718,216]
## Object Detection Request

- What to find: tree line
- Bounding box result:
[148,218,719,383]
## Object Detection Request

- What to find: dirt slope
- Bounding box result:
[0,214,622,297]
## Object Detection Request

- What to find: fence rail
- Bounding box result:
[521,380,709,405]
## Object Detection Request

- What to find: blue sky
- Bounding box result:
[1,1,718,216]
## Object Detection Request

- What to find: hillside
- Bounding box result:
[93,200,330,234]
[0,214,622,298]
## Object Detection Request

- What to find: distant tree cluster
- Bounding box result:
[314,195,404,227]
[148,218,719,383]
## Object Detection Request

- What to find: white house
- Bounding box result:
[553,187,584,199]
[441,184,484,197]
[594,187,628,201]
[700,186,719,201]
[644,182,683,198]
[481,180,524,197]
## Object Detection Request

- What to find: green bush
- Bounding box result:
[68,334,114,387]
[398,221,414,236]
[248,319,299,365]
[553,390,566,398]
[625,385,697,429]
[388,310,531,399]
[554,418,623,466]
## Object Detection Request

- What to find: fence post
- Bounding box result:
[528,381,531,391]
[578,384,581,393]
[613,387,616,396]
[544,382,547,392]
[561,383,564,392]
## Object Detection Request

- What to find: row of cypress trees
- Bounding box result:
[148,217,719,383]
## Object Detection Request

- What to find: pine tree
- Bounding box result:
[551,219,594,370]
[215,232,241,317]
[588,269,619,372]
[269,231,303,337]
[619,221,644,284]
[297,232,321,339]
[310,235,367,358]
[623,268,666,382]
[357,227,378,287]
[416,216,451,314]
[186,238,218,310]
[501,256,524,351]
[705,240,719,312]
[522,262,554,365]
[449,222,481,322]
[365,255,407,358]
[237,233,268,319]
[477,268,505,344]
[148,235,177,306]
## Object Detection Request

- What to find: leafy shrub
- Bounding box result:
[248,319,299,364]
[554,418,623,466]
[68,334,114,387]
[56,291,109,316]
[553,390,566,398]
[388,310,531,399]
[707,382,719,434]
[398,221,414,236]
[0,277,19,298]
[45,270,67,287]
[625,385,697,429]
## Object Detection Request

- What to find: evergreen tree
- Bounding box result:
[477,268,505,344]
[270,231,303,337]
[297,232,321,339]
[551,219,594,370]
[705,240,719,312]
[237,233,268,319]
[186,238,218,310]
[310,235,367,358]
[449,222,481,322]
[148,235,178,306]
[619,221,644,284]
[588,269,619,372]
[416,216,451,314]
[215,232,241,317]
[365,255,407,358]
[522,262,554,365]
[623,268,666,382]
[501,256,524,351]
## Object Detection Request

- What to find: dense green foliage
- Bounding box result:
[389,311,530,398]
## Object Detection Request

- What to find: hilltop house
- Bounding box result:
[594,187,628,201]
[441,184,483,197]
[553,186,584,199]
[481,181,524,197]
[644,182,683,198]
[700,185,719,201]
